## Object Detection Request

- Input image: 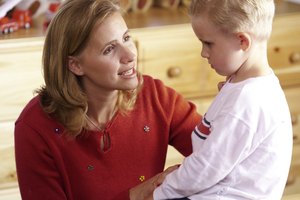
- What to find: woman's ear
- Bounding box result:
[237,32,251,51]
[68,56,84,76]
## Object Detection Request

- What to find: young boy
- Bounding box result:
[130,0,293,199]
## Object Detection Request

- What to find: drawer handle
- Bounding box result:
[291,114,298,141]
[167,67,182,78]
[286,174,295,186]
[289,52,300,64]
[291,113,298,126]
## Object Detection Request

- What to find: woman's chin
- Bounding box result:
[122,77,139,90]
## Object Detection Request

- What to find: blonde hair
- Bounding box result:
[37,0,143,137]
[189,0,275,40]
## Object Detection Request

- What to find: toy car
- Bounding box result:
[12,9,32,29]
[0,16,18,34]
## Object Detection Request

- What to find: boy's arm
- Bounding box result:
[154,116,252,199]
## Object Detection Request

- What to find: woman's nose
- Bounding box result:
[120,45,135,64]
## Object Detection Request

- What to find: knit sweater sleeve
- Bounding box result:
[143,76,201,156]
[167,87,201,156]
[15,119,67,200]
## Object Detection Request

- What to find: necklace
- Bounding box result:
[85,107,118,131]
[86,115,105,131]
[85,113,114,152]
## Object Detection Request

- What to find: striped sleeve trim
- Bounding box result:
[193,116,211,140]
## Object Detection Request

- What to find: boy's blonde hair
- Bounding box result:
[189,0,275,40]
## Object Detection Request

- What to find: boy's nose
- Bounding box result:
[201,49,209,59]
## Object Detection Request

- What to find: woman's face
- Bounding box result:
[70,12,138,94]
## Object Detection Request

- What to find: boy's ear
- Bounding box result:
[68,56,84,76]
[237,32,251,51]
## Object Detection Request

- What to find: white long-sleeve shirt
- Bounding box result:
[154,73,293,200]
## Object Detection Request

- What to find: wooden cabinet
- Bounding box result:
[268,13,300,197]
[0,37,44,122]
[0,4,300,200]
[284,86,300,196]
[269,14,300,87]
[0,37,44,191]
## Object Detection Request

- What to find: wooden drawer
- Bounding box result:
[0,183,21,200]
[284,86,300,142]
[268,14,300,87]
[283,193,300,200]
[131,24,224,99]
[286,86,300,188]
[0,121,17,186]
[291,111,300,180]
[0,37,44,186]
[285,144,300,196]
[0,37,44,122]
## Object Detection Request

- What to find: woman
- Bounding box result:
[14,0,201,199]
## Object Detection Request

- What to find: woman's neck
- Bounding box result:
[86,91,118,125]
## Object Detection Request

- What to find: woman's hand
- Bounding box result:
[129,173,157,200]
[129,165,179,200]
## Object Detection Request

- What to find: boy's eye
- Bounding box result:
[203,41,212,46]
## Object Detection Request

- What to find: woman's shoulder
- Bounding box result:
[141,75,177,96]
[15,95,64,137]
[16,95,48,125]
[142,74,162,85]
[139,75,188,109]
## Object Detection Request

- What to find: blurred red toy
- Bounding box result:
[0,16,18,34]
[12,9,32,29]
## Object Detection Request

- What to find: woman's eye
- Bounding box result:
[124,35,131,42]
[103,45,114,55]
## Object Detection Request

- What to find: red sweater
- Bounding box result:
[15,75,201,200]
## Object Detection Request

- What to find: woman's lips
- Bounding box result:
[118,67,136,78]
